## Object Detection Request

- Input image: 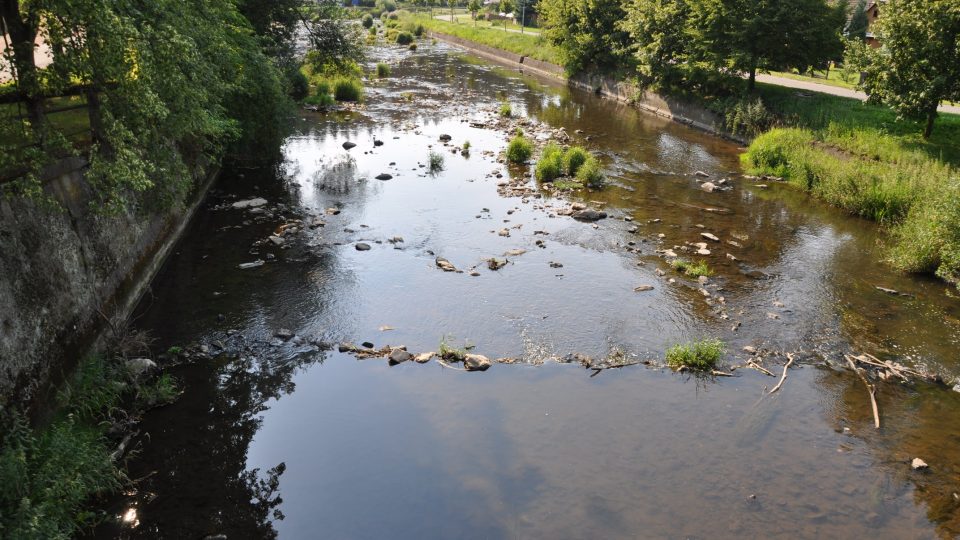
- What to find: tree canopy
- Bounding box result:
[858,0,960,138]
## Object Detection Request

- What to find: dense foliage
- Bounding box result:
[538,0,631,72]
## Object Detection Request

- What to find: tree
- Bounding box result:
[538,0,632,72]
[468,0,482,25]
[620,0,695,89]
[846,0,869,41]
[859,0,960,138]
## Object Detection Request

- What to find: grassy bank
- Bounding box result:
[413,15,563,66]
[0,354,178,537]
[743,128,960,286]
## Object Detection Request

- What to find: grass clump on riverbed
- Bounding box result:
[506,135,533,163]
[376,63,391,77]
[534,144,606,187]
[665,339,725,371]
[428,150,445,173]
[671,258,713,278]
[0,354,180,537]
[742,127,960,287]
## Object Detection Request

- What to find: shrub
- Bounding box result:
[428,150,445,173]
[724,97,777,138]
[376,62,391,77]
[576,156,605,187]
[332,77,364,102]
[304,93,335,106]
[499,101,512,117]
[379,0,397,12]
[665,339,726,370]
[563,146,589,176]
[287,69,309,101]
[535,143,564,182]
[362,13,374,28]
[396,31,414,45]
[506,135,533,163]
[408,43,417,51]
[670,258,713,278]
[413,23,425,37]
[463,140,471,151]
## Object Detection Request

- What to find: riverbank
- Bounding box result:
[417,21,960,290]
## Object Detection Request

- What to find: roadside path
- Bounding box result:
[756,73,960,115]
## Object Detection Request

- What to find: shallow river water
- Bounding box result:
[93,42,960,538]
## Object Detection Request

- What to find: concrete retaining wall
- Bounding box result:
[428,31,746,143]
[0,159,216,405]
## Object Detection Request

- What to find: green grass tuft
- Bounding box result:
[396,31,414,45]
[665,339,726,370]
[428,150,445,173]
[563,146,590,176]
[376,63,391,77]
[671,258,713,278]
[505,135,533,163]
[535,143,564,182]
[575,155,605,188]
[499,101,512,117]
[332,77,363,102]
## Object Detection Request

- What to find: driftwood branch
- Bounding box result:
[846,355,880,428]
[768,353,795,394]
[746,360,775,377]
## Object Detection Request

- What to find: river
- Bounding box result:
[91,41,960,538]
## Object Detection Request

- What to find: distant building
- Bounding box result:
[864,0,885,48]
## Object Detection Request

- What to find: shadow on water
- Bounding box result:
[91,41,960,538]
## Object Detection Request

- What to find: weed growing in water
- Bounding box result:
[506,135,533,163]
[499,101,512,117]
[671,258,713,277]
[428,150,445,173]
[376,63,391,77]
[665,339,726,370]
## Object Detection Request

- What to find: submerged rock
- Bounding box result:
[701,232,720,242]
[238,260,265,269]
[634,285,654,292]
[232,198,268,209]
[572,209,607,222]
[701,182,717,193]
[911,458,929,470]
[375,173,393,180]
[355,243,372,251]
[463,354,491,371]
[487,257,508,270]
[414,352,435,363]
[439,134,452,142]
[342,141,357,150]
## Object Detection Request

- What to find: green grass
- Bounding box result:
[332,77,364,102]
[743,128,960,286]
[499,101,512,117]
[576,156,605,188]
[505,135,532,163]
[428,150,445,173]
[439,339,467,361]
[376,62,391,77]
[563,146,589,176]
[766,68,858,90]
[535,142,564,182]
[412,15,562,66]
[665,339,726,371]
[671,258,713,278]
[396,31,414,45]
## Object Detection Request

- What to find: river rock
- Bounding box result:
[701,232,720,242]
[487,257,507,270]
[238,260,265,269]
[414,352,435,363]
[634,285,654,292]
[275,328,294,340]
[342,141,356,150]
[355,243,371,251]
[388,348,413,365]
[572,209,607,222]
[504,248,526,256]
[695,170,710,178]
[911,458,929,470]
[498,228,510,237]
[268,235,284,246]
[463,354,491,371]
[374,139,384,146]
[126,358,157,379]
[232,198,268,209]
[436,257,457,272]
[375,173,393,180]
[439,134,452,142]
[701,182,717,193]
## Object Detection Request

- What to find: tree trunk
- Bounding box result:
[924,108,937,139]
[0,0,44,129]
[748,66,756,93]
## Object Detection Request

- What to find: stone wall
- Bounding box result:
[0,158,216,405]
[428,31,747,144]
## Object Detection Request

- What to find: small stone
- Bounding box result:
[238,260,265,269]
[498,228,510,237]
[701,182,717,192]
[275,328,294,339]
[743,346,757,354]
[375,173,393,180]
[268,235,284,246]
[436,257,457,272]
[701,232,720,242]
[634,285,654,292]
[463,354,492,371]
[342,141,357,150]
[414,352,435,363]
[355,243,371,251]
[439,134,452,142]
[374,139,384,146]
[695,170,710,178]
[504,248,527,256]
[388,348,413,365]
[487,257,508,270]
[361,341,375,349]
[911,458,929,470]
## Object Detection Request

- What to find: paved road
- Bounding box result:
[756,73,960,115]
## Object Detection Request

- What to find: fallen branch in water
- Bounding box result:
[589,361,644,377]
[437,359,468,371]
[846,354,880,429]
[768,353,795,394]
[711,369,734,377]
[746,360,775,377]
